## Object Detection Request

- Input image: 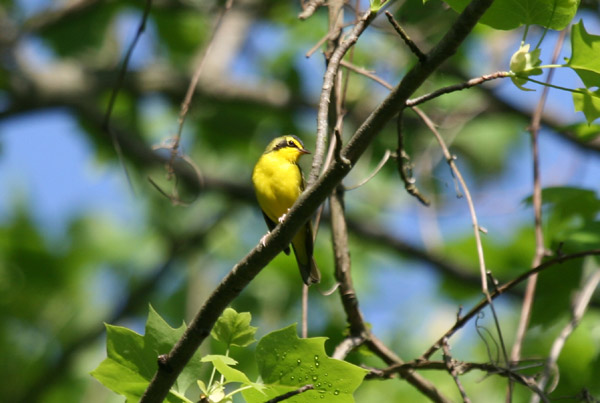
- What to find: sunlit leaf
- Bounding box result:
[567,20,600,89]
[573,89,600,124]
[242,325,368,403]
[561,122,600,141]
[211,308,257,348]
[91,306,202,402]
[443,0,579,30]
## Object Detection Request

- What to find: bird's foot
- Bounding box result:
[278,208,291,223]
[260,233,269,247]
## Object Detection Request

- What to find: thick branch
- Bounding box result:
[140,0,496,398]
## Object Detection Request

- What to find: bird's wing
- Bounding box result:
[261,210,291,255]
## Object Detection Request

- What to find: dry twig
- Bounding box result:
[511,28,568,366]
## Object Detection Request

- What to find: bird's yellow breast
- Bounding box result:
[252,152,304,222]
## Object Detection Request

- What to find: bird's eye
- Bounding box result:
[288,140,296,147]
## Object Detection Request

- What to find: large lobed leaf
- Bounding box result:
[91,306,203,403]
[243,325,368,403]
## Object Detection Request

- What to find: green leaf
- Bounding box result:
[524,187,600,240]
[567,20,600,89]
[573,88,600,124]
[530,257,583,327]
[242,325,368,403]
[561,122,600,142]
[91,306,202,402]
[202,355,265,391]
[39,2,120,57]
[443,0,579,30]
[211,308,257,348]
[370,0,384,12]
[560,221,600,252]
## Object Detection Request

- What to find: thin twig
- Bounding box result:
[102,0,153,192]
[343,149,392,190]
[264,385,314,403]
[332,336,364,359]
[411,107,489,292]
[419,249,600,361]
[442,338,472,403]
[412,106,512,371]
[406,71,511,107]
[369,359,549,402]
[384,10,427,62]
[309,9,376,186]
[299,0,325,20]
[305,30,338,58]
[340,59,394,89]
[511,28,567,366]
[397,110,431,205]
[330,185,451,402]
[532,267,600,402]
[167,0,234,179]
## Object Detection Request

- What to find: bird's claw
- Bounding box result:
[260,233,269,247]
[278,208,291,223]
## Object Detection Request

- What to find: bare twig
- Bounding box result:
[420,249,600,361]
[442,338,471,402]
[332,336,364,360]
[384,10,427,62]
[102,0,153,191]
[343,149,392,190]
[299,0,325,20]
[411,107,510,377]
[305,29,338,58]
[309,9,377,186]
[532,266,600,402]
[265,385,314,403]
[167,0,234,179]
[330,185,451,402]
[397,110,431,205]
[411,107,489,292]
[511,28,567,365]
[406,71,511,107]
[369,359,549,401]
[340,59,394,89]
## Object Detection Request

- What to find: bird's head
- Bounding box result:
[264,135,311,162]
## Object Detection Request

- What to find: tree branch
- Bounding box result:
[309,9,377,185]
[420,249,600,361]
[139,0,496,400]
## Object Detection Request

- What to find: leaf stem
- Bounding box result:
[534,26,550,50]
[521,24,530,46]
[220,348,230,384]
[537,63,566,69]
[516,75,588,94]
[224,385,255,399]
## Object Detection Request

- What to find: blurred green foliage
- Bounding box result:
[0,0,599,402]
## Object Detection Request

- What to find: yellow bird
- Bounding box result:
[252,135,321,285]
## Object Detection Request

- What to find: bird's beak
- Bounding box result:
[299,148,311,154]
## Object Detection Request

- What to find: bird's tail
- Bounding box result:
[291,227,321,285]
[298,256,321,285]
